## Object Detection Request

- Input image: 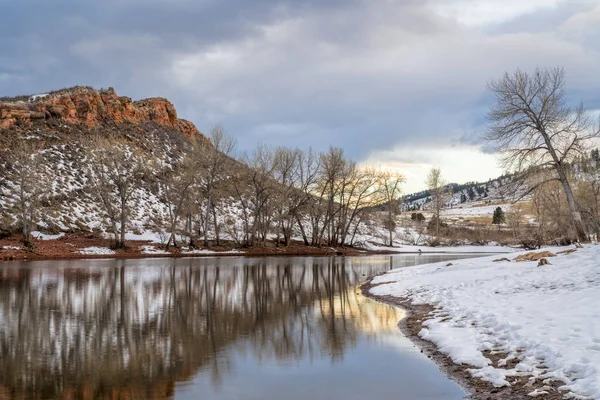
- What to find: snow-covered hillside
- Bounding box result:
[403,174,526,212]
[0,136,173,235]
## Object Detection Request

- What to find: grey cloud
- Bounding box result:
[0,0,599,169]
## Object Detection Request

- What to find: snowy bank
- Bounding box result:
[370,245,600,399]
[78,247,116,255]
[364,243,515,254]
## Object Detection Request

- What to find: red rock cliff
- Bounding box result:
[0,86,201,138]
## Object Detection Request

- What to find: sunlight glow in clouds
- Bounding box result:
[361,144,504,193]
[429,0,566,26]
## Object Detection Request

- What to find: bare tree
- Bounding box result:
[231,145,278,247]
[485,67,599,242]
[273,147,301,247]
[576,154,600,238]
[378,170,406,246]
[506,202,526,239]
[426,167,447,236]
[155,154,197,249]
[1,139,48,246]
[295,148,322,246]
[197,125,236,247]
[318,147,348,246]
[86,137,148,248]
[336,165,381,246]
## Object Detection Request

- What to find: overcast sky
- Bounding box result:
[1,0,599,192]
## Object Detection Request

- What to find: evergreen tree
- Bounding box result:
[467,187,476,201]
[591,148,600,166]
[492,207,506,225]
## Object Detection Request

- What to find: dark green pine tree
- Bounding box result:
[492,206,506,226]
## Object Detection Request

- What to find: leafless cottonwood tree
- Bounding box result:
[294,148,322,246]
[86,137,148,248]
[231,145,278,247]
[378,170,406,246]
[575,155,600,237]
[2,139,48,245]
[155,154,197,249]
[318,146,349,246]
[426,167,447,236]
[272,147,301,247]
[485,67,600,242]
[197,126,236,247]
[336,165,381,246]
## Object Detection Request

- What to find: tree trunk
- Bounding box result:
[120,207,126,249]
[556,166,587,242]
[212,204,220,246]
[204,192,212,248]
[296,215,309,246]
[188,214,196,247]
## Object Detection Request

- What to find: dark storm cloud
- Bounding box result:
[1,0,599,172]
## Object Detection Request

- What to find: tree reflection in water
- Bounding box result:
[0,256,402,399]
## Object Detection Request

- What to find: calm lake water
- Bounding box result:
[0,254,482,400]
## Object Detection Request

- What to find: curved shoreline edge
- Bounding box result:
[360,276,566,400]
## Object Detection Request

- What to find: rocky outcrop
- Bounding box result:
[0,86,202,138]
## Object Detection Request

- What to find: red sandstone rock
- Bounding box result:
[0,86,202,139]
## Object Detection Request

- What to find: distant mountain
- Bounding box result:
[402,174,525,211]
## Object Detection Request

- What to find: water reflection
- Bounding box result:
[0,255,472,400]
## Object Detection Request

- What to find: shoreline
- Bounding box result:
[361,276,565,400]
[0,247,505,263]
[0,232,511,263]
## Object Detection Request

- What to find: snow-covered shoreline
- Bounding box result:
[364,243,515,254]
[367,245,600,399]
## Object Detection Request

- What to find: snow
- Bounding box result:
[124,232,163,243]
[370,245,600,399]
[140,245,170,255]
[442,203,509,217]
[362,241,514,254]
[181,248,244,255]
[31,231,65,240]
[78,246,115,255]
[29,93,48,102]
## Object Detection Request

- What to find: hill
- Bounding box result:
[402,174,525,212]
[0,87,206,241]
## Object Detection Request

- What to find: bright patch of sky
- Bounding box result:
[362,144,503,193]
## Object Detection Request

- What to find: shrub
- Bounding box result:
[411,212,425,222]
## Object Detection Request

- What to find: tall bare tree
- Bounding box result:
[295,148,322,246]
[197,125,236,247]
[485,67,599,242]
[378,170,406,246]
[426,167,447,236]
[2,139,48,245]
[86,137,148,248]
[273,147,301,247]
[155,154,197,249]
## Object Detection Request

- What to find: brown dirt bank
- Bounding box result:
[0,232,392,263]
[361,277,567,400]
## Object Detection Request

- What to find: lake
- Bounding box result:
[0,254,481,399]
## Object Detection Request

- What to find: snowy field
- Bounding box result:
[370,245,600,399]
[441,203,510,217]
